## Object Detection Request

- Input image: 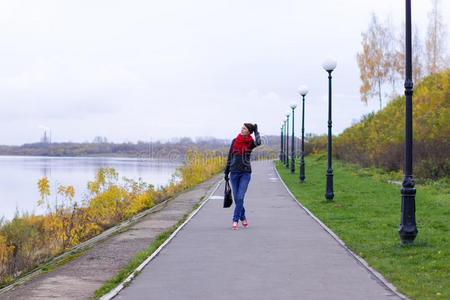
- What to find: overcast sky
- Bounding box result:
[0,0,449,145]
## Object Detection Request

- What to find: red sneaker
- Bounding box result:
[242,219,248,228]
[232,222,238,230]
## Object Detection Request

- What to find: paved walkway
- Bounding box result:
[115,160,402,300]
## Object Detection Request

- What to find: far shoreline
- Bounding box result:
[0,153,186,161]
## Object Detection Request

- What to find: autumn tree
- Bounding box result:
[357,14,396,110]
[394,24,424,85]
[425,0,449,75]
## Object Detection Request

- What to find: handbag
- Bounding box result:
[223,179,233,208]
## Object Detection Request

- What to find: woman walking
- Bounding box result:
[224,123,261,230]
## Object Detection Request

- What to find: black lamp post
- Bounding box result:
[283,120,287,164]
[290,102,297,174]
[298,85,309,183]
[280,124,284,162]
[322,57,337,201]
[399,0,418,243]
[285,111,290,168]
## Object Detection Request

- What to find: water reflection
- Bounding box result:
[0,156,183,221]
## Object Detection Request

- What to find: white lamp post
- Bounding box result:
[298,85,309,183]
[290,101,297,174]
[322,57,337,200]
[285,110,291,168]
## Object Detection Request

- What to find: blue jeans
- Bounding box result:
[229,172,251,222]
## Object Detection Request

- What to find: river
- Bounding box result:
[0,156,183,221]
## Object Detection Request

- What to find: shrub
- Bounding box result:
[333,70,449,179]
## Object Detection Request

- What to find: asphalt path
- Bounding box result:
[116,160,402,300]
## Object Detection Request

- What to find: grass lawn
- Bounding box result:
[275,155,449,300]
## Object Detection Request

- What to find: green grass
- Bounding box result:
[275,155,449,300]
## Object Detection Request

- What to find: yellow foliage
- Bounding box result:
[335,70,449,178]
[0,233,13,265]
[37,177,50,206]
[58,185,75,202]
[356,13,394,106]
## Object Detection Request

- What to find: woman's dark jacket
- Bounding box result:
[224,131,261,175]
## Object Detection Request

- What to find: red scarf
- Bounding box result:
[232,134,254,155]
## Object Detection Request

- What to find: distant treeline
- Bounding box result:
[0,135,280,160]
[306,70,449,180]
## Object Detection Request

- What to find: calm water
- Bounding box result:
[0,156,183,221]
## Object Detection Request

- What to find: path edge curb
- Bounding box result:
[272,161,409,300]
[100,178,224,300]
